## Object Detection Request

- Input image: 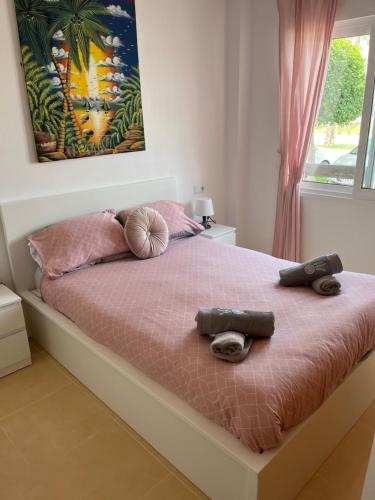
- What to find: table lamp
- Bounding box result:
[195,198,215,229]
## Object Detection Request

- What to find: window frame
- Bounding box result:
[353,19,375,200]
[301,15,375,200]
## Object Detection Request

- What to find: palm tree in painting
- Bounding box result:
[15,0,66,152]
[15,0,71,153]
[102,67,144,151]
[15,0,111,156]
[21,45,63,145]
[48,0,110,153]
[15,0,49,63]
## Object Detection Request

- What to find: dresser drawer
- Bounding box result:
[0,303,25,336]
[0,329,31,373]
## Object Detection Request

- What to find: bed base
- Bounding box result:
[21,291,375,500]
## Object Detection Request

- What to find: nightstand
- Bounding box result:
[200,224,237,245]
[0,284,31,377]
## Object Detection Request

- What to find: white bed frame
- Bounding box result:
[1,177,374,500]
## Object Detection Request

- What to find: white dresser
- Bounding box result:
[0,285,31,377]
[200,224,237,246]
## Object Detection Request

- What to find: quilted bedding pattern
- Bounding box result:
[41,237,375,452]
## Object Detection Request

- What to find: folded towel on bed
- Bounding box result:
[279,253,343,287]
[210,333,254,363]
[195,308,275,337]
[311,275,341,296]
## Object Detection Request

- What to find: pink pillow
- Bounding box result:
[28,210,129,279]
[124,207,169,259]
[117,200,203,239]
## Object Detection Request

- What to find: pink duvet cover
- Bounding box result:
[41,237,375,452]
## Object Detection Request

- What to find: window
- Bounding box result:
[303,17,375,197]
[361,77,375,189]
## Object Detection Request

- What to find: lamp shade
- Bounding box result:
[195,197,214,217]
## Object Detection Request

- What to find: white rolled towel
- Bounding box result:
[311,275,341,296]
[210,332,253,363]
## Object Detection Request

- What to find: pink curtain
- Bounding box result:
[272,0,337,261]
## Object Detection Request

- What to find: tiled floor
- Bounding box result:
[0,340,374,500]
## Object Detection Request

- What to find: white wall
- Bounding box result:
[336,0,375,21]
[0,0,226,286]
[233,0,375,274]
[225,0,253,247]
[226,0,279,252]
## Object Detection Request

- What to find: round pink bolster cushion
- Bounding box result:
[124,207,169,259]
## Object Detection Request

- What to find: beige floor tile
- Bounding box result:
[360,400,375,432]
[79,435,171,500]
[29,337,44,355]
[163,460,209,499]
[0,384,108,465]
[315,420,374,499]
[0,348,72,419]
[28,426,170,500]
[142,474,205,500]
[0,454,57,500]
[295,472,354,500]
[169,474,209,499]
[295,408,375,500]
[294,473,331,500]
[0,427,29,500]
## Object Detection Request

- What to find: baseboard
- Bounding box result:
[0,357,32,378]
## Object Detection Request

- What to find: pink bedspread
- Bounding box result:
[41,237,375,452]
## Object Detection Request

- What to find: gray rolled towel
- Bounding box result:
[210,333,254,363]
[195,308,275,337]
[279,253,343,287]
[311,275,341,296]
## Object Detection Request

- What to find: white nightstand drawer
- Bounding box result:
[0,303,25,336]
[0,329,31,372]
[200,224,237,246]
[215,232,236,245]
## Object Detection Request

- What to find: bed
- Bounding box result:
[1,177,375,500]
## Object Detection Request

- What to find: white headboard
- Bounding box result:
[0,177,176,292]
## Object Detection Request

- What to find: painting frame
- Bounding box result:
[15,0,145,162]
